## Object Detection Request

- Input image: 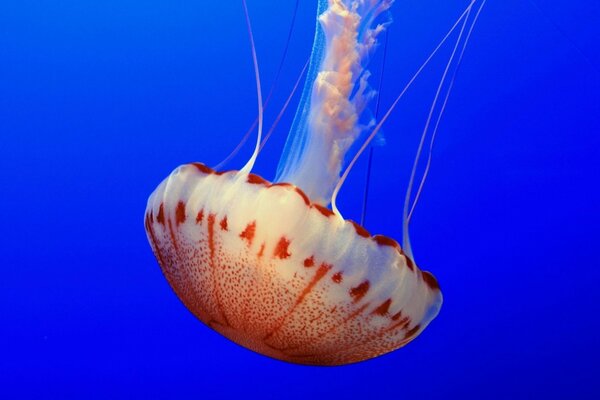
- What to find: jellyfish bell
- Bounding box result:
[145,0,484,365]
[145,162,440,365]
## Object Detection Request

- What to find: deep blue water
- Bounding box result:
[1,1,599,399]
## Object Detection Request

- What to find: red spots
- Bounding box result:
[303,256,315,268]
[372,299,392,316]
[196,210,204,224]
[273,237,291,259]
[263,263,333,341]
[295,263,332,306]
[148,211,154,224]
[239,221,256,245]
[167,220,179,251]
[350,280,370,302]
[206,213,230,327]
[175,201,186,225]
[247,173,268,185]
[258,243,265,258]
[156,203,165,225]
[332,272,343,283]
[343,303,369,324]
[145,216,166,267]
[191,162,214,175]
[373,235,401,250]
[404,325,421,340]
[422,271,440,290]
[313,204,334,217]
[349,221,370,238]
[220,216,228,231]
[207,214,216,259]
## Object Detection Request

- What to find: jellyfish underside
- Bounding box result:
[145,0,484,365]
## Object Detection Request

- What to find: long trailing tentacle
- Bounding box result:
[216,0,300,171]
[407,0,488,224]
[401,1,483,258]
[240,0,264,175]
[331,1,477,217]
[403,1,487,258]
[259,58,310,153]
[361,31,390,226]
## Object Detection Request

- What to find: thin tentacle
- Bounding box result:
[408,0,488,223]
[259,58,310,153]
[240,0,264,175]
[361,31,389,226]
[215,0,300,170]
[402,1,476,258]
[331,1,476,217]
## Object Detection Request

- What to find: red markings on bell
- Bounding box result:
[391,310,403,321]
[270,183,309,204]
[373,235,400,250]
[145,163,443,364]
[263,262,333,342]
[144,213,151,232]
[220,216,228,231]
[270,182,292,189]
[343,303,370,324]
[313,204,334,217]
[294,188,310,205]
[274,237,292,259]
[207,214,216,259]
[191,162,214,175]
[332,272,343,283]
[295,263,332,306]
[175,201,186,225]
[167,220,179,251]
[205,212,230,328]
[372,299,392,316]
[405,256,415,271]
[145,219,166,268]
[349,221,370,238]
[240,221,256,245]
[350,280,370,302]
[404,325,421,340]
[247,173,268,185]
[157,203,165,225]
[421,271,440,290]
[390,315,411,331]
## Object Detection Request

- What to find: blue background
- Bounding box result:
[1,0,599,398]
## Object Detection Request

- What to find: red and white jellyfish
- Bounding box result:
[145,0,485,366]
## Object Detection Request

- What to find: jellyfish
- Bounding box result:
[145,0,485,366]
